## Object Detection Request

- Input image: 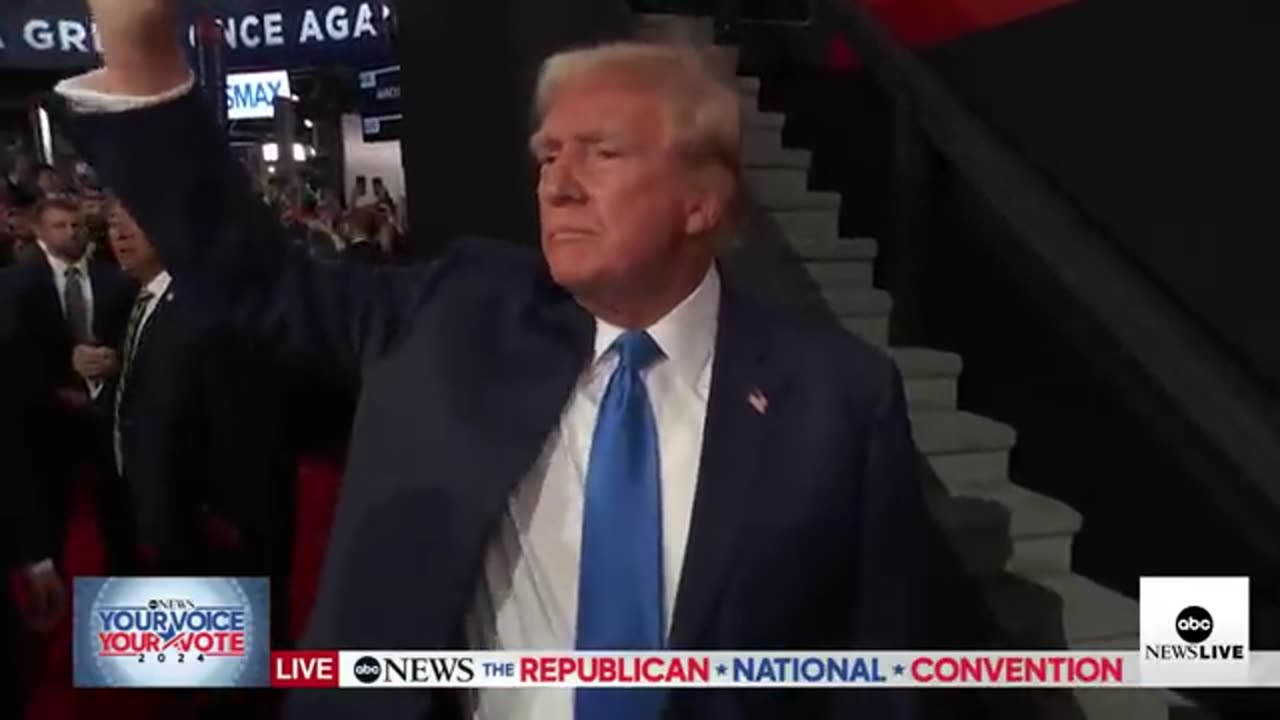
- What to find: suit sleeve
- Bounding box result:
[841,361,934,720]
[50,88,448,377]
[197,327,287,551]
[0,326,55,566]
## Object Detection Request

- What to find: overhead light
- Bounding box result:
[262,142,280,162]
[308,146,318,158]
[267,165,277,174]
[303,118,314,129]
[37,107,54,164]
[292,143,307,162]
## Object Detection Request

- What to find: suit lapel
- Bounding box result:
[668,274,788,649]
[126,286,175,379]
[25,255,65,337]
[461,265,594,542]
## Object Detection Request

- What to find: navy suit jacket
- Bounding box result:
[0,253,133,562]
[104,282,289,564]
[57,89,936,720]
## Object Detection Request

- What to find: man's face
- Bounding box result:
[37,206,86,261]
[108,206,161,279]
[532,75,712,298]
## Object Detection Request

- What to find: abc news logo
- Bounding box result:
[1144,606,1244,661]
[353,655,476,685]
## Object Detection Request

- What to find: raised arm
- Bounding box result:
[55,0,443,376]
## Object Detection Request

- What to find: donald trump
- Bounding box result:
[55,2,937,718]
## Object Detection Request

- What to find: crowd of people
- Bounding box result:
[0,147,376,718]
[1,151,409,271]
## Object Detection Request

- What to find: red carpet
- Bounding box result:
[13,458,343,720]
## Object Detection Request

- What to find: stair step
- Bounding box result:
[743,144,811,169]
[786,236,877,261]
[839,316,889,346]
[742,108,786,131]
[989,573,1140,650]
[758,187,840,211]
[891,347,963,379]
[1165,691,1217,720]
[892,348,962,410]
[743,127,783,158]
[745,167,807,202]
[911,410,1016,455]
[1016,688,1170,720]
[804,260,872,289]
[905,375,955,410]
[932,484,1082,576]
[772,208,839,240]
[911,411,1015,491]
[1075,688,1170,720]
[820,288,892,317]
[635,14,715,44]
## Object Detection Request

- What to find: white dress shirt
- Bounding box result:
[132,270,173,342]
[38,240,95,334]
[466,268,720,720]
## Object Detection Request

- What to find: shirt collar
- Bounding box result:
[592,265,721,387]
[142,270,172,301]
[37,240,89,278]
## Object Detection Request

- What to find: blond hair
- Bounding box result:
[534,42,742,177]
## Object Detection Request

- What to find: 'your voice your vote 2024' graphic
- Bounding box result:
[74,576,270,688]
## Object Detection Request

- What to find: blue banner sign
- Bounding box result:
[0,1,395,70]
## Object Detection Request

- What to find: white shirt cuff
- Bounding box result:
[27,559,55,576]
[55,69,196,114]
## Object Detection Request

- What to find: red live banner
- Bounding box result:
[271,651,340,688]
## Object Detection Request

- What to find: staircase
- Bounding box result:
[638,13,1167,720]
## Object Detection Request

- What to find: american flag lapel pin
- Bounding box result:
[747,388,768,415]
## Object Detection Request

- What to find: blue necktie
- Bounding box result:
[576,330,665,720]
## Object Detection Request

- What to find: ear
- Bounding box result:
[682,177,729,237]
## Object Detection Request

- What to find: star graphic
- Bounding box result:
[893,664,905,676]
[716,664,728,677]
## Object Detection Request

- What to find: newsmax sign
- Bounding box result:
[0,1,395,70]
[226,70,293,120]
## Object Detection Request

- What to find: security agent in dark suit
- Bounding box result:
[98,199,292,587]
[58,6,942,718]
[3,194,134,623]
[0,285,32,718]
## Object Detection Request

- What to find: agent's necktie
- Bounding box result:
[575,330,665,720]
[63,266,92,344]
[113,290,154,474]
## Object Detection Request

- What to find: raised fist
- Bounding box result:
[84,0,188,96]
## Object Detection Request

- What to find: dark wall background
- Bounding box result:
[918,0,1280,399]
[393,0,631,256]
